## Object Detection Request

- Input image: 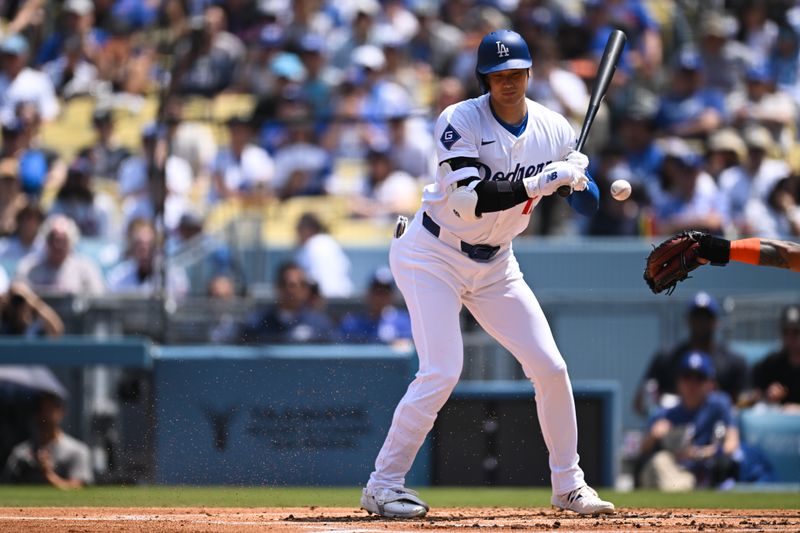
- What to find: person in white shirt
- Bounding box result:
[14,215,105,296]
[294,212,353,298]
[718,125,790,235]
[210,116,274,203]
[0,34,59,125]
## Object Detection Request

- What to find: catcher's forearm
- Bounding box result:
[699,235,800,272]
[759,239,800,272]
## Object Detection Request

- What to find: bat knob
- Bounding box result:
[556,185,572,197]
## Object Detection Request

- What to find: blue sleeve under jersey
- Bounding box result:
[566,171,599,217]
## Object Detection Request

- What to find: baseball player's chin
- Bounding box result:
[494,92,524,107]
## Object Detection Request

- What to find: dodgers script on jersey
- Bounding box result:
[424,93,576,246]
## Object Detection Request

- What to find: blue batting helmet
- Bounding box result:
[475,30,532,92]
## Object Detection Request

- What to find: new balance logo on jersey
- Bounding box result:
[496,41,510,58]
[440,123,461,150]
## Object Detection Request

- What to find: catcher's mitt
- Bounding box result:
[644,231,705,294]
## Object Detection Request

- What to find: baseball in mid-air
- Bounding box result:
[610,179,632,201]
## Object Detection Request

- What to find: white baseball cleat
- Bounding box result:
[360,486,429,518]
[551,485,615,515]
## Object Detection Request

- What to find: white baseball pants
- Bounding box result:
[367,214,586,495]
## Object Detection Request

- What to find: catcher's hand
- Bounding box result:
[643,231,707,294]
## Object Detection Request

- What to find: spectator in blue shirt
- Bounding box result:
[639,352,740,491]
[339,266,411,345]
[655,50,727,140]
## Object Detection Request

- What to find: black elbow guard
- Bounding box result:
[474,180,529,214]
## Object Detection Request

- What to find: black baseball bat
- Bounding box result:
[557,29,627,197]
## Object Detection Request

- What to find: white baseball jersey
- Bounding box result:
[424,93,576,245]
[365,93,588,499]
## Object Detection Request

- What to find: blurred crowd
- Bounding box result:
[0,2,798,315]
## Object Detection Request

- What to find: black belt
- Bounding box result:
[421,212,500,262]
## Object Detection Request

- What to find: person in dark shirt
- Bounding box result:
[752,304,800,408]
[238,261,337,344]
[339,266,412,345]
[639,352,740,490]
[635,291,748,415]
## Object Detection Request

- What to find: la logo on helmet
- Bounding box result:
[495,41,510,58]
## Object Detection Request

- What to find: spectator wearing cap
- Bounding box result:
[697,12,749,93]
[654,50,726,139]
[751,304,800,409]
[0,34,60,125]
[14,214,105,296]
[35,0,107,67]
[718,125,791,236]
[727,63,797,153]
[744,174,800,239]
[705,128,746,182]
[347,145,419,222]
[116,123,194,232]
[76,108,130,180]
[0,158,27,237]
[339,266,412,345]
[42,33,99,99]
[0,204,45,263]
[639,351,740,491]
[210,116,274,203]
[652,138,727,236]
[294,212,353,299]
[635,292,748,417]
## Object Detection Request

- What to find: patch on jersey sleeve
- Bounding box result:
[440,123,461,151]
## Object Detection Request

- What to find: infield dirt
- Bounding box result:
[0,507,798,532]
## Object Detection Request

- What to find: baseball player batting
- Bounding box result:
[360,30,614,518]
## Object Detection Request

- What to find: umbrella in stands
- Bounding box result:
[0,365,68,399]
